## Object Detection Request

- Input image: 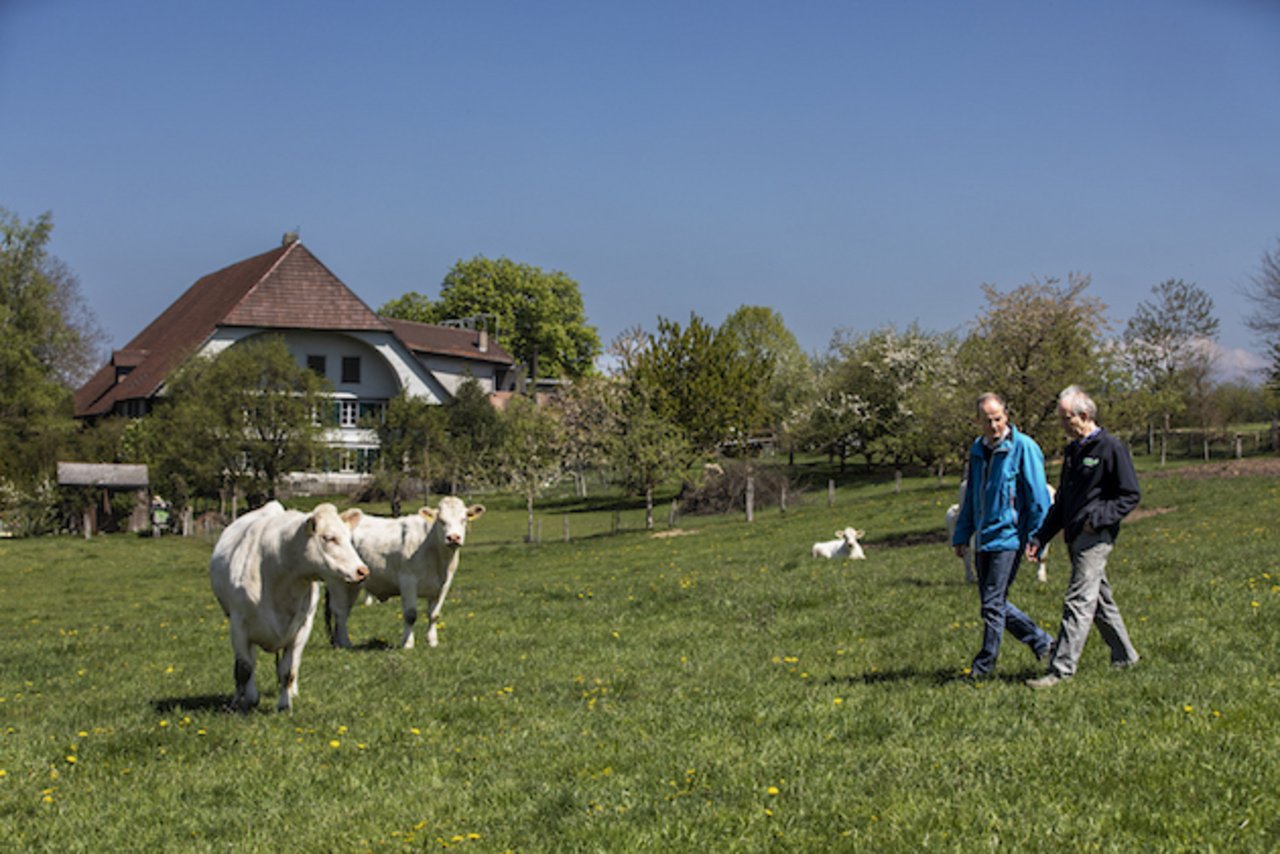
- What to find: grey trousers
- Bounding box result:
[1048,529,1139,678]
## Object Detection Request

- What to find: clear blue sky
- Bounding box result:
[3,0,1277,379]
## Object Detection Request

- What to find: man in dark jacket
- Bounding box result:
[1026,385,1141,689]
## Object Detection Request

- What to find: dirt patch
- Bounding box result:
[1143,457,1280,480]
[651,528,699,539]
[1129,506,1176,522]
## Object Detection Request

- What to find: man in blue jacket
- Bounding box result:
[951,393,1055,679]
[1026,386,1141,689]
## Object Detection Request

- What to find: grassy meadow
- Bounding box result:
[1,461,1278,851]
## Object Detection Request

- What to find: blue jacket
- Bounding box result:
[951,425,1051,553]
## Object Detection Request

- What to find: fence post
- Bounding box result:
[894,469,902,493]
[668,498,678,528]
[745,475,755,523]
[1235,434,1243,460]
[828,479,835,507]
[563,513,570,543]
[779,485,787,515]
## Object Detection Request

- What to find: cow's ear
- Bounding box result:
[341,508,363,529]
[467,504,486,521]
[419,507,438,523]
[834,529,843,538]
[307,514,317,535]
[856,530,865,539]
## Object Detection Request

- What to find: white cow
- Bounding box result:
[947,484,1054,583]
[210,501,368,712]
[327,496,486,650]
[812,527,866,560]
[945,504,977,583]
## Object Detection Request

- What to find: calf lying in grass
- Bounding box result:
[812,527,866,559]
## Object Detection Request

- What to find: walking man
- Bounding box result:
[951,393,1054,679]
[1026,385,1141,689]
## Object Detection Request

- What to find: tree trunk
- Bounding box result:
[526,491,535,543]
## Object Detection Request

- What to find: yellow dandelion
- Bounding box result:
[1183,705,1194,713]
[159,719,169,728]
[0,769,7,778]
[329,740,341,749]
[767,786,780,795]
[468,833,481,840]
[337,725,348,734]
[65,756,76,764]
[410,727,421,736]
[834,697,844,705]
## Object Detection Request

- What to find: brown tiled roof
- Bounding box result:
[382,317,515,366]
[75,241,389,417]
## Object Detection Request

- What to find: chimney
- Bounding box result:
[478,329,489,353]
[282,230,299,246]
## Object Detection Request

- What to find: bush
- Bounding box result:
[0,476,61,537]
[679,460,803,516]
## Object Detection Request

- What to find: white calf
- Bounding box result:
[327,496,486,650]
[812,527,866,560]
[210,502,367,712]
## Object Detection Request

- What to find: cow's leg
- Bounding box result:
[327,581,360,648]
[1037,560,1048,583]
[229,620,259,712]
[276,604,317,712]
[425,572,457,649]
[398,575,419,649]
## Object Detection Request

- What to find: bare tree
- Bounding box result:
[1243,239,1280,341]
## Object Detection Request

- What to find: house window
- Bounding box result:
[341,356,361,384]
[338,449,356,473]
[339,400,360,428]
[307,355,326,377]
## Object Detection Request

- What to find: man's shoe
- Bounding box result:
[1112,656,1140,671]
[1026,673,1063,690]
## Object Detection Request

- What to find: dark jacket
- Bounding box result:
[1034,427,1140,546]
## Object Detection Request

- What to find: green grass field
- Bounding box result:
[2,464,1278,851]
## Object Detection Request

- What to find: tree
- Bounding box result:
[1122,279,1219,449]
[608,388,690,529]
[441,378,504,493]
[1243,239,1280,342]
[498,394,563,542]
[960,275,1109,447]
[554,375,620,497]
[626,313,769,464]
[0,208,103,485]
[370,391,446,516]
[719,305,815,463]
[381,256,601,384]
[146,336,330,506]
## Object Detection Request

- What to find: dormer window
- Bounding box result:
[307,355,326,377]
[341,356,361,384]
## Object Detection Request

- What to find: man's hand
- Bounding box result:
[953,544,968,559]
[1025,541,1041,561]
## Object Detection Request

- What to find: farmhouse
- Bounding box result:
[74,237,517,479]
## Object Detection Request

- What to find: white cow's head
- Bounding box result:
[839,527,866,559]
[421,496,486,549]
[308,504,368,583]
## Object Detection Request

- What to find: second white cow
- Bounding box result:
[210,501,368,712]
[946,484,1054,583]
[812,527,866,559]
[327,496,486,650]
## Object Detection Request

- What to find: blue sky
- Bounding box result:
[2,0,1277,379]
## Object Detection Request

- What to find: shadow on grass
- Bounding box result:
[151,694,238,714]
[823,667,1043,688]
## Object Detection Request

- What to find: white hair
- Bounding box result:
[1059,385,1097,419]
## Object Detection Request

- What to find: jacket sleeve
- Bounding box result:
[951,448,976,546]
[1018,439,1051,545]
[1091,435,1141,529]
[1033,456,1065,545]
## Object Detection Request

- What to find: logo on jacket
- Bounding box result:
[1083,456,1100,468]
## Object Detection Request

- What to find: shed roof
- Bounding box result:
[57,462,150,488]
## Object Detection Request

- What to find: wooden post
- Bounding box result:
[563,514,570,543]
[894,469,902,493]
[1235,434,1243,460]
[668,498,678,528]
[828,479,835,508]
[612,510,620,535]
[1203,437,1210,461]
[82,506,93,540]
[779,485,787,515]
[745,475,755,523]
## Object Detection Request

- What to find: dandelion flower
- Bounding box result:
[65,756,76,765]
[329,740,341,749]
[767,786,780,795]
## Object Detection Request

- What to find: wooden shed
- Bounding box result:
[56,462,150,537]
